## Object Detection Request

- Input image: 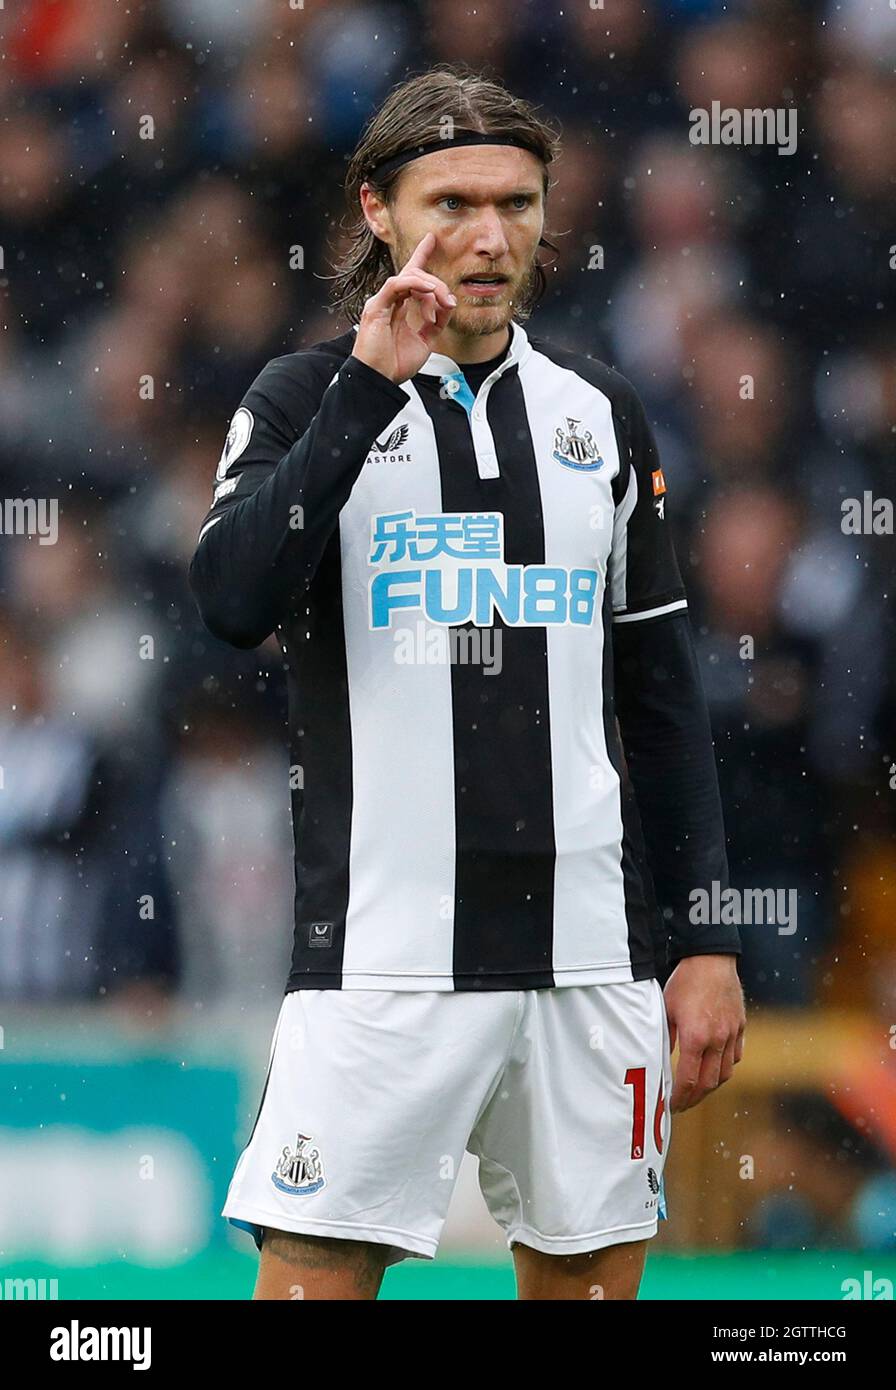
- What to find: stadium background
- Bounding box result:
[0,0,894,1299]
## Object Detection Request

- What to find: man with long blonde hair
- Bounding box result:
[190,64,744,1301]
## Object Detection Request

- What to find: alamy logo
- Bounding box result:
[841,492,893,535]
[1,1276,58,1299]
[50,1322,151,1370]
[841,1270,894,1300]
[392,620,503,674]
[368,509,600,630]
[0,497,58,545]
[689,101,797,156]
[272,1132,326,1196]
[552,417,603,471]
[689,882,797,935]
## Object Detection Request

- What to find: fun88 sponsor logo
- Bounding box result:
[368,510,600,630]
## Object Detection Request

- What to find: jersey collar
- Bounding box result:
[349,319,531,380]
[415,319,531,378]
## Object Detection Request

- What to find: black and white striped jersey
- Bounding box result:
[189,319,740,992]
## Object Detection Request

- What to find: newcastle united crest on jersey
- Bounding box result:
[552,417,603,472]
[271,1132,326,1195]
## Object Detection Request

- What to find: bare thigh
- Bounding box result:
[253,1228,390,1300]
[511,1238,649,1300]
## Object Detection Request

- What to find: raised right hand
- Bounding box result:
[352,232,456,385]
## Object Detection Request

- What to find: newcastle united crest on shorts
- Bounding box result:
[552,417,603,472]
[271,1132,326,1195]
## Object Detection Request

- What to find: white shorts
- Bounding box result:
[222,979,672,1266]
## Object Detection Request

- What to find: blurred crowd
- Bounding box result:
[0,0,893,1023]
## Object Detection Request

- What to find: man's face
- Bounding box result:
[362,144,546,340]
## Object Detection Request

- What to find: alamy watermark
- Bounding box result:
[50,1321,151,1370]
[689,882,798,935]
[1,1275,59,1299]
[0,498,58,545]
[841,492,893,535]
[841,1270,893,1300]
[392,621,503,674]
[689,101,797,156]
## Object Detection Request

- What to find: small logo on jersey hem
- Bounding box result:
[272,1133,326,1196]
[552,417,603,471]
[366,424,411,463]
[308,920,333,948]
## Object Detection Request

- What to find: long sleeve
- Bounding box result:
[614,612,740,968]
[609,378,741,970]
[188,351,410,648]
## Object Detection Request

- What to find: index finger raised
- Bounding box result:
[403,231,436,272]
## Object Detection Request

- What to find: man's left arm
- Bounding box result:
[609,376,745,1111]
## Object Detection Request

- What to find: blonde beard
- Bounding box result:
[448,298,515,338]
[388,238,537,339]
